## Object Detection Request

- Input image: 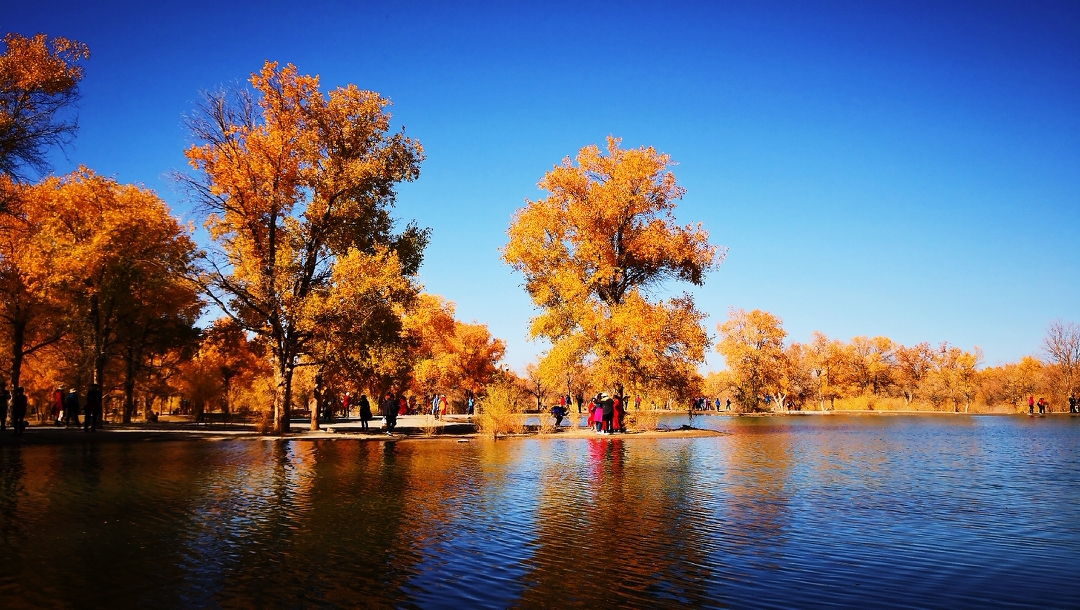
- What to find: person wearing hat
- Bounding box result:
[600,392,615,434]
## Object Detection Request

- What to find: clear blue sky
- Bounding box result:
[5,0,1079,371]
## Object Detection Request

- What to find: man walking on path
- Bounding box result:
[84,383,102,432]
[11,387,27,435]
[382,393,398,435]
[64,388,80,426]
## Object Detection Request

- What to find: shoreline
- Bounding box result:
[2,410,1072,447]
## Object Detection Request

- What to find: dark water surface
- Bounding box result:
[1,415,1078,609]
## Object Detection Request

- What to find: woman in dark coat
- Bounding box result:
[358,394,372,431]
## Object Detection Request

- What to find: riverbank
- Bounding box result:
[0,414,725,446]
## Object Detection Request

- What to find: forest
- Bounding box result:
[1,32,1077,434]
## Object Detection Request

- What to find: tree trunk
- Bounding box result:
[122,349,137,424]
[9,317,24,389]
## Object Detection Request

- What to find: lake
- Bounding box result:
[1,415,1078,608]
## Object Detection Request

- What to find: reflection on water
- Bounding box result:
[1,416,1079,608]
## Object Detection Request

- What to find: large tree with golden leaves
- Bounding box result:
[503,137,723,397]
[181,61,427,433]
[0,32,89,183]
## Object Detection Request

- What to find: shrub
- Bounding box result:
[476,378,525,440]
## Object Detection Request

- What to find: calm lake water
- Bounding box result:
[1,415,1078,609]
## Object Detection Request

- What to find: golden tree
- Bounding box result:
[716,308,787,410]
[181,61,426,433]
[0,181,65,389]
[503,137,722,397]
[27,168,201,421]
[1043,320,1080,401]
[0,32,89,182]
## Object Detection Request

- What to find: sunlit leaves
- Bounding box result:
[504,137,721,396]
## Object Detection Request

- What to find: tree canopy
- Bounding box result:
[0,32,89,182]
[181,60,427,432]
[504,136,723,396]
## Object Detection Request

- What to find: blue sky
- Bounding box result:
[5,0,1079,371]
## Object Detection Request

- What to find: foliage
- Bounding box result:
[716,308,787,411]
[475,376,525,439]
[503,136,722,398]
[181,60,426,433]
[1,169,202,422]
[0,32,90,181]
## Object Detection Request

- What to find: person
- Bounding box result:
[612,395,623,434]
[84,383,103,432]
[431,394,440,419]
[1028,395,1035,415]
[1037,396,1046,415]
[342,392,350,418]
[52,386,63,425]
[1069,394,1076,414]
[439,394,448,417]
[634,395,642,411]
[588,398,600,432]
[64,388,80,426]
[381,393,398,435]
[600,393,615,434]
[358,394,372,431]
[466,395,474,416]
[11,386,27,435]
[575,393,584,414]
[725,399,731,411]
[0,381,9,433]
[550,404,567,427]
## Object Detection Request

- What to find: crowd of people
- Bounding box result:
[0,382,104,435]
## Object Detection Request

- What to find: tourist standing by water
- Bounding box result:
[601,393,614,434]
[1037,396,1047,414]
[1028,395,1035,414]
[51,387,63,425]
[612,395,624,433]
[588,398,600,432]
[11,387,27,435]
[64,388,79,426]
[358,394,372,430]
[0,382,9,433]
[381,393,398,435]
[1069,394,1077,414]
[466,395,474,415]
[84,383,102,432]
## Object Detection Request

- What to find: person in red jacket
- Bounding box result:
[612,396,623,434]
[1028,395,1034,414]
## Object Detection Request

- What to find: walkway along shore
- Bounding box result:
[0,414,726,446]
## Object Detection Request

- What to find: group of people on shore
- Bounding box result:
[547,392,635,434]
[0,382,104,435]
[1026,394,1080,414]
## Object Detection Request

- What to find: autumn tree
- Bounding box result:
[1043,320,1080,402]
[181,61,427,433]
[895,342,933,406]
[503,137,722,397]
[26,168,201,421]
[404,294,506,407]
[716,308,787,411]
[0,182,66,388]
[177,317,270,419]
[0,32,90,183]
